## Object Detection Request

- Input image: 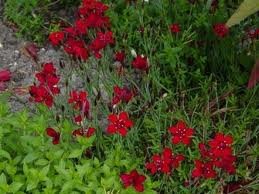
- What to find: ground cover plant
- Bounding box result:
[1,0,259,193]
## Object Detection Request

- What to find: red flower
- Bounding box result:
[213,155,236,174]
[192,160,217,179]
[168,121,194,145]
[64,39,89,60]
[29,85,54,107]
[75,19,88,35]
[170,23,181,34]
[80,0,109,16]
[0,69,11,82]
[112,85,134,105]
[213,23,229,38]
[198,143,213,159]
[106,112,133,136]
[89,31,114,59]
[72,127,95,138]
[146,147,184,175]
[35,63,60,92]
[29,63,60,107]
[208,133,233,158]
[85,13,110,28]
[74,115,83,123]
[132,55,149,71]
[68,90,90,117]
[120,169,146,192]
[46,127,60,145]
[49,31,65,46]
[114,51,125,63]
[64,27,78,37]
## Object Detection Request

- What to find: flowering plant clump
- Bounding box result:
[213,23,229,38]
[168,121,194,145]
[49,0,113,60]
[106,112,133,136]
[2,0,258,193]
[29,63,60,107]
[120,169,146,192]
[112,85,134,106]
[146,147,184,175]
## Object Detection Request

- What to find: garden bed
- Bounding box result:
[0,0,258,193]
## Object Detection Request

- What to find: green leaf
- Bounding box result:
[226,0,259,27]
[10,182,23,193]
[26,180,39,191]
[61,181,74,193]
[35,159,49,166]
[68,149,83,158]
[62,119,73,132]
[0,149,11,160]
[76,135,95,148]
[22,152,39,163]
[40,165,50,177]
[0,173,7,184]
[6,164,17,176]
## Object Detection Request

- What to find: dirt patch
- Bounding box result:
[0,20,67,111]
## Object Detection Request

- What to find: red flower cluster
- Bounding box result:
[132,55,149,71]
[29,63,60,107]
[68,90,90,121]
[89,31,114,58]
[49,31,64,46]
[64,39,89,60]
[120,169,146,192]
[112,85,134,105]
[114,51,125,64]
[192,160,216,179]
[48,0,113,60]
[192,133,236,179]
[146,147,184,175]
[106,112,133,136]
[46,127,60,145]
[72,127,95,137]
[170,23,181,34]
[213,23,229,38]
[168,121,194,145]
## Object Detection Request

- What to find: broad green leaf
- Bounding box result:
[226,0,259,27]
[10,182,23,193]
[6,164,17,176]
[62,119,73,132]
[40,164,50,177]
[68,149,83,158]
[35,159,49,166]
[76,135,95,148]
[61,181,74,193]
[0,149,11,160]
[0,173,7,184]
[26,180,39,191]
[22,152,39,163]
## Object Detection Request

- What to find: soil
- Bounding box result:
[0,19,67,112]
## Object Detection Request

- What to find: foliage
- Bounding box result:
[0,98,157,193]
[3,0,80,43]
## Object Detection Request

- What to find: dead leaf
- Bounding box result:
[12,87,29,96]
[22,43,39,62]
[226,0,259,27]
[247,59,259,89]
